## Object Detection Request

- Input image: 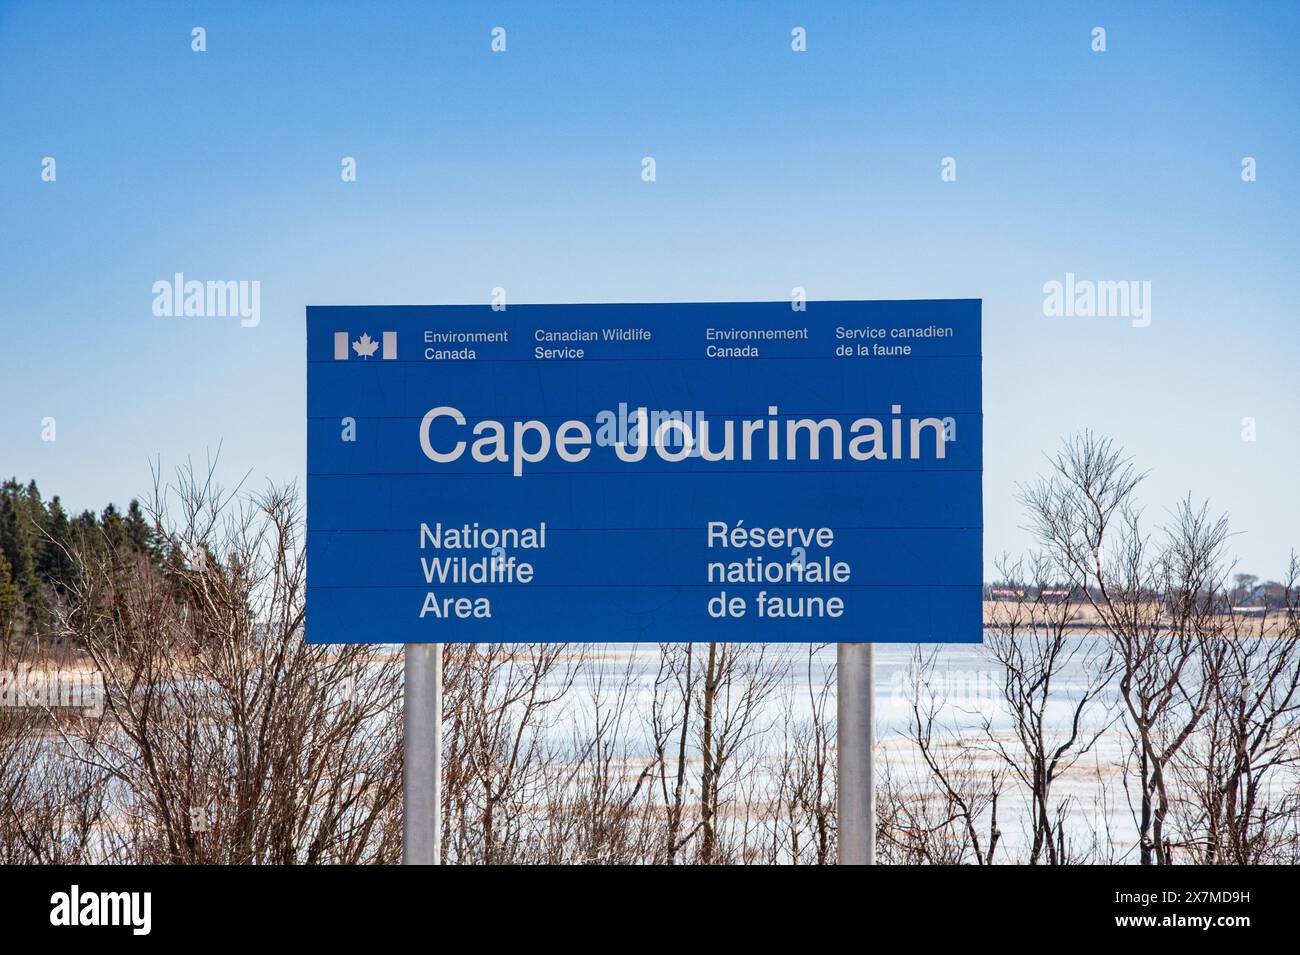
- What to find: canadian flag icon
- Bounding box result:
[334,331,397,360]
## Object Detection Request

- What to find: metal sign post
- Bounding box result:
[837,642,875,865]
[402,643,442,865]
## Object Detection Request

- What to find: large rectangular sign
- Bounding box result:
[306,301,982,643]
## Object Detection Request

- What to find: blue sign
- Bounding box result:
[306,301,982,643]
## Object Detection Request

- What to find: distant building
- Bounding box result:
[1231,605,1268,617]
[1247,581,1289,610]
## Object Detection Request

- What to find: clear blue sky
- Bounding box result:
[2,1,1297,578]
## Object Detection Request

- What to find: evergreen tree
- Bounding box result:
[38,495,77,594]
[0,479,170,644]
[0,549,23,649]
[70,509,100,551]
[0,478,47,628]
[124,499,156,556]
[100,503,129,554]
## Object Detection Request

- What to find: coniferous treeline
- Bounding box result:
[0,478,159,649]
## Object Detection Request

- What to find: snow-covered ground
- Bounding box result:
[566,640,1139,861]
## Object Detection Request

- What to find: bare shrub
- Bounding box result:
[882,647,1003,864]
[981,554,1116,863]
[1169,556,1300,863]
[54,461,403,864]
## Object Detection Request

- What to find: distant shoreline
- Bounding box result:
[983,599,1292,636]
